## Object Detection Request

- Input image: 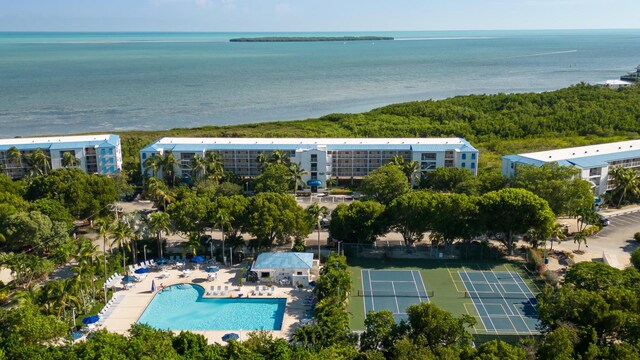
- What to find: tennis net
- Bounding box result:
[464,291,534,300]
[357,290,434,298]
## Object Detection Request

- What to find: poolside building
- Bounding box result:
[502,139,640,195]
[251,252,315,286]
[140,137,479,190]
[0,134,123,179]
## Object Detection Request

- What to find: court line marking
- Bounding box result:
[506,271,538,334]
[410,270,423,302]
[446,266,465,293]
[391,281,401,314]
[368,269,375,311]
[415,270,430,302]
[482,270,519,333]
[459,268,491,332]
[360,269,368,317]
[494,268,537,335]
[370,280,416,283]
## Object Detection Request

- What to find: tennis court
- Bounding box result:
[361,269,431,322]
[458,270,539,334]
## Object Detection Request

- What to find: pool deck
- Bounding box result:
[99,264,314,344]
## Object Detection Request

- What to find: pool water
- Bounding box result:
[137,284,286,331]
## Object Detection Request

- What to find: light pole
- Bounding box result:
[143,245,148,264]
[337,241,343,255]
[317,215,322,261]
[221,225,226,266]
[210,241,214,261]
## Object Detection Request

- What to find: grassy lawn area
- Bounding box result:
[347,257,543,339]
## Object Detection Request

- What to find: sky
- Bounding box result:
[1,0,638,32]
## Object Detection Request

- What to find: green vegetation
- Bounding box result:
[229,36,394,42]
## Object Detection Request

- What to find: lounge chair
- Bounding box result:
[267,287,273,296]
[222,286,228,296]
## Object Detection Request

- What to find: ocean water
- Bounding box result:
[0,30,639,138]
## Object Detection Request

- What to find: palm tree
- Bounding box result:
[289,162,308,193]
[213,209,233,265]
[189,154,207,183]
[7,146,22,176]
[148,211,171,258]
[28,148,51,176]
[110,221,133,273]
[146,177,174,211]
[205,151,224,183]
[573,231,587,251]
[269,149,290,166]
[306,202,329,261]
[390,155,420,186]
[256,153,269,172]
[143,155,160,178]
[61,151,79,168]
[610,166,640,208]
[95,218,111,296]
[161,152,179,186]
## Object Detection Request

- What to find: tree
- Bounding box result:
[360,164,410,205]
[214,195,249,237]
[609,166,640,207]
[509,163,593,216]
[204,151,224,183]
[189,154,207,183]
[631,248,640,270]
[360,310,395,352]
[431,193,482,252]
[573,231,587,251]
[387,191,438,247]
[143,155,160,177]
[245,192,312,249]
[213,208,233,263]
[390,155,421,186]
[329,200,387,246]
[7,146,23,171]
[479,188,556,255]
[268,149,290,166]
[148,211,171,258]
[167,191,210,236]
[4,211,69,255]
[289,162,308,193]
[306,202,329,259]
[253,163,291,194]
[423,167,474,193]
[160,152,179,186]
[110,220,133,272]
[474,340,528,360]
[61,151,79,168]
[144,177,174,211]
[402,302,475,351]
[27,148,51,176]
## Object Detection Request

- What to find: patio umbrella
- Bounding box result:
[122,275,137,282]
[134,267,149,274]
[222,333,239,342]
[206,266,219,273]
[156,258,168,265]
[151,280,156,292]
[81,315,100,325]
[190,255,205,263]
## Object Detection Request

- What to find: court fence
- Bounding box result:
[338,241,505,260]
[463,291,534,300]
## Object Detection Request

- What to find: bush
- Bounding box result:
[631,248,640,270]
[634,232,640,243]
[544,270,560,286]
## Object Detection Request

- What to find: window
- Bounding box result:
[101,149,106,155]
[110,158,114,163]
[421,153,436,160]
[461,154,466,160]
[297,271,303,275]
[102,166,107,173]
[311,154,317,161]
[142,153,147,159]
[471,153,476,160]
[109,148,113,154]
[471,163,476,169]
[461,162,466,168]
[110,166,115,172]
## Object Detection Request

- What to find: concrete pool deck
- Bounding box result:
[99,264,314,344]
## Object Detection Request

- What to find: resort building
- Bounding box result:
[251,252,315,286]
[140,137,479,189]
[502,139,640,195]
[0,134,123,179]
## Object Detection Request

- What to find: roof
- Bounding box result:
[252,252,314,270]
[0,134,120,152]
[503,140,640,169]
[141,137,479,153]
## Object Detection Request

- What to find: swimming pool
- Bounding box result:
[137,284,286,331]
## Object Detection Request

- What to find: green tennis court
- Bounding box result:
[458,270,539,334]
[361,269,431,322]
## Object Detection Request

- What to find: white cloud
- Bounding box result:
[275,3,295,17]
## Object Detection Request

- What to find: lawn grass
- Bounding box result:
[347,257,542,340]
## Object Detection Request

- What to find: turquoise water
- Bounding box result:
[137,284,286,331]
[1,30,639,137]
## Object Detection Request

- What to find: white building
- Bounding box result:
[0,134,123,179]
[502,139,640,195]
[251,252,315,286]
[140,137,479,190]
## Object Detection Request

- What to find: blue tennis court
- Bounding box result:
[458,270,539,334]
[361,269,430,323]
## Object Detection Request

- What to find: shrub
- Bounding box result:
[631,248,640,270]
[544,270,560,286]
[634,232,640,243]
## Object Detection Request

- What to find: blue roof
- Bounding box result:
[0,135,119,152]
[504,149,640,169]
[252,252,314,270]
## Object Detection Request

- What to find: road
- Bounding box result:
[555,210,640,268]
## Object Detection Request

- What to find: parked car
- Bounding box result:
[598,214,610,226]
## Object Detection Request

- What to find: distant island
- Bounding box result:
[229,36,394,42]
